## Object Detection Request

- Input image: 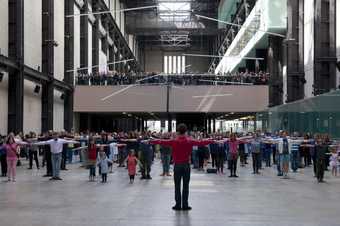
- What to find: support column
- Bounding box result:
[41,0,54,132]
[92,2,100,74]
[80,1,88,73]
[314,0,337,95]
[208,118,212,134]
[108,31,115,71]
[8,0,24,134]
[141,118,144,132]
[64,0,74,132]
[268,36,284,107]
[255,49,267,72]
[213,119,216,133]
[167,115,172,132]
[286,0,305,102]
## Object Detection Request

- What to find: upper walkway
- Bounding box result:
[75,72,269,86]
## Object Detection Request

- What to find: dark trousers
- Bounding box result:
[118,149,126,167]
[229,158,238,176]
[252,152,260,173]
[61,149,67,170]
[0,154,7,176]
[29,150,39,169]
[129,175,135,180]
[316,159,325,182]
[264,150,271,167]
[272,148,277,164]
[89,165,96,177]
[198,151,205,169]
[45,149,52,176]
[140,159,151,178]
[101,173,107,182]
[211,153,217,168]
[174,163,191,208]
[312,155,317,176]
[216,154,224,172]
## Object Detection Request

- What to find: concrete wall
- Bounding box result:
[144,49,163,73]
[0,0,8,55]
[54,0,65,81]
[185,50,210,73]
[23,81,42,134]
[22,0,42,134]
[53,90,64,131]
[336,1,340,87]
[0,0,8,135]
[304,1,314,98]
[24,0,42,69]
[74,85,269,113]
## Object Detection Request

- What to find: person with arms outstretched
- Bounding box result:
[150,124,214,211]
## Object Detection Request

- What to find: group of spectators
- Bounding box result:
[75,71,269,86]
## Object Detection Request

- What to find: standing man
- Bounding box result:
[35,132,78,180]
[151,124,213,211]
[314,135,328,183]
[40,131,53,177]
[251,136,261,174]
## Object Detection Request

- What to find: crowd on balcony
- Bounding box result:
[75,71,269,86]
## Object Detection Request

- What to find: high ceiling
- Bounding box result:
[122,0,221,49]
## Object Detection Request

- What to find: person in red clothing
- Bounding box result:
[150,124,213,211]
[87,137,97,182]
[126,150,138,184]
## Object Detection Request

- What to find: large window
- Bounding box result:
[163,55,186,74]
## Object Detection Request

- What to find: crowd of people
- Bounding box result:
[0,126,339,210]
[75,71,269,86]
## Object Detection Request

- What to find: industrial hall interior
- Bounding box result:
[1,0,340,226]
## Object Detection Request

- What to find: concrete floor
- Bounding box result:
[1,160,340,226]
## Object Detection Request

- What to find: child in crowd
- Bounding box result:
[329,148,338,177]
[97,151,112,183]
[127,150,138,183]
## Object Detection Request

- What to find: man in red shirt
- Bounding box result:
[151,124,213,211]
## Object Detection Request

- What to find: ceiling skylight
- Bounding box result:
[158,1,191,21]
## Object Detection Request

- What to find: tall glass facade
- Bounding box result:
[256,90,340,138]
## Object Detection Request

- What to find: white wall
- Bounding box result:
[110,0,116,20]
[336,1,340,87]
[304,1,314,98]
[0,0,8,55]
[120,6,125,37]
[74,4,81,84]
[22,1,42,134]
[53,90,64,131]
[54,0,65,81]
[24,0,42,68]
[99,41,107,74]
[0,0,8,135]
[115,0,121,29]
[23,81,42,134]
[88,22,93,74]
